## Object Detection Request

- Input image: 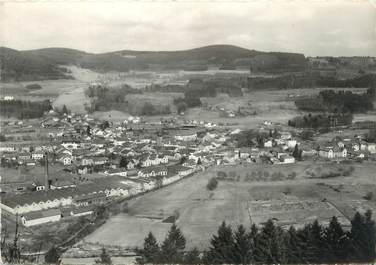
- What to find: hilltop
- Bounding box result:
[0,45,307,81]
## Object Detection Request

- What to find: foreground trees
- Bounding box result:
[137,211,375,264]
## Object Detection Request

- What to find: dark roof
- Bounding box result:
[23,209,61,220]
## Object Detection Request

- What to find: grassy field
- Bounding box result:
[79,161,376,251]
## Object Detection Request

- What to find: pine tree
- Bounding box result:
[160,224,186,263]
[351,211,376,262]
[309,220,325,263]
[255,219,285,264]
[62,105,68,115]
[205,221,235,264]
[86,125,91,136]
[292,144,301,160]
[232,225,253,264]
[323,216,349,263]
[364,210,376,262]
[248,224,259,263]
[284,226,301,264]
[136,232,160,264]
[95,248,112,265]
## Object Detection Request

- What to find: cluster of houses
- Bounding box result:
[1,111,375,227]
[318,136,376,159]
[0,113,227,227]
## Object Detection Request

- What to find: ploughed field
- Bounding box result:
[78,161,376,251]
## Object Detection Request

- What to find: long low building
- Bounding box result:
[0,177,133,215]
[0,165,197,226]
[21,209,62,227]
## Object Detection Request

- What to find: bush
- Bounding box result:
[207,177,218,191]
[364,191,374,201]
[45,246,60,263]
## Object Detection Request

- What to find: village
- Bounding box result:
[1,106,375,230]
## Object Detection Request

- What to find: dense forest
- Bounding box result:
[85,84,170,115]
[0,99,52,119]
[147,78,243,97]
[288,113,354,129]
[295,87,375,113]
[248,73,376,90]
[136,211,375,264]
[1,45,307,81]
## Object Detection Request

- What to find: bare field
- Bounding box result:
[80,161,376,251]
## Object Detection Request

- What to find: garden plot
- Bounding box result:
[248,200,350,229]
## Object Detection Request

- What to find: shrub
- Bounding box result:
[207,177,218,191]
[364,192,374,201]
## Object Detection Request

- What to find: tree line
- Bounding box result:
[295,87,375,113]
[136,211,375,264]
[248,73,376,91]
[0,99,52,119]
[288,113,353,128]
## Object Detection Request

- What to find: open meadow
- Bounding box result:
[76,161,376,253]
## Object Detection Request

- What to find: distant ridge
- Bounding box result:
[0,45,307,81]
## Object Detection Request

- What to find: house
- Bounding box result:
[157,154,169,164]
[92,156,109,166]
[32,181,46,191]
[279,155,295,164]
[368,143,376,154]
[25,159,37,166]
[81,157,94,166]
[126,160,135,170]
[319,147,347,159]
[21,209,62,227]
[58,154,72,165]
[61,142,79,150]
[138,166,168,178]
[31,152,45,160]
[237,148,250,159]
[287,140,298,149]
[50,180,76,190]
[0,146,16,152]
[73,192,107,207]
[18,153,31,161]
[280,132,292,140]
[70,206,94,217]
[264,140,273,148]
[140,154,160,167]
[174,131,198,141]
[105,168,127,177]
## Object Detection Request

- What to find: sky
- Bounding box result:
[1,0,375,56]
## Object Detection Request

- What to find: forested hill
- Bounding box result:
[0,45,307,81]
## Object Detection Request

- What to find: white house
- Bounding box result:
[31,152,45,160]
[264,140,273,148]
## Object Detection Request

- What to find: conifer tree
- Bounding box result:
[160,224,186,263]
[323,216,349,263]
[205,221,235,264]
[232,225,253,264]
[351,211,376,262]
[255,220,285,264]
[136,232,160,264]
[309,220,325,263]
[284,226,301,264]
[248,224,259,263]
[364,210,376,261]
